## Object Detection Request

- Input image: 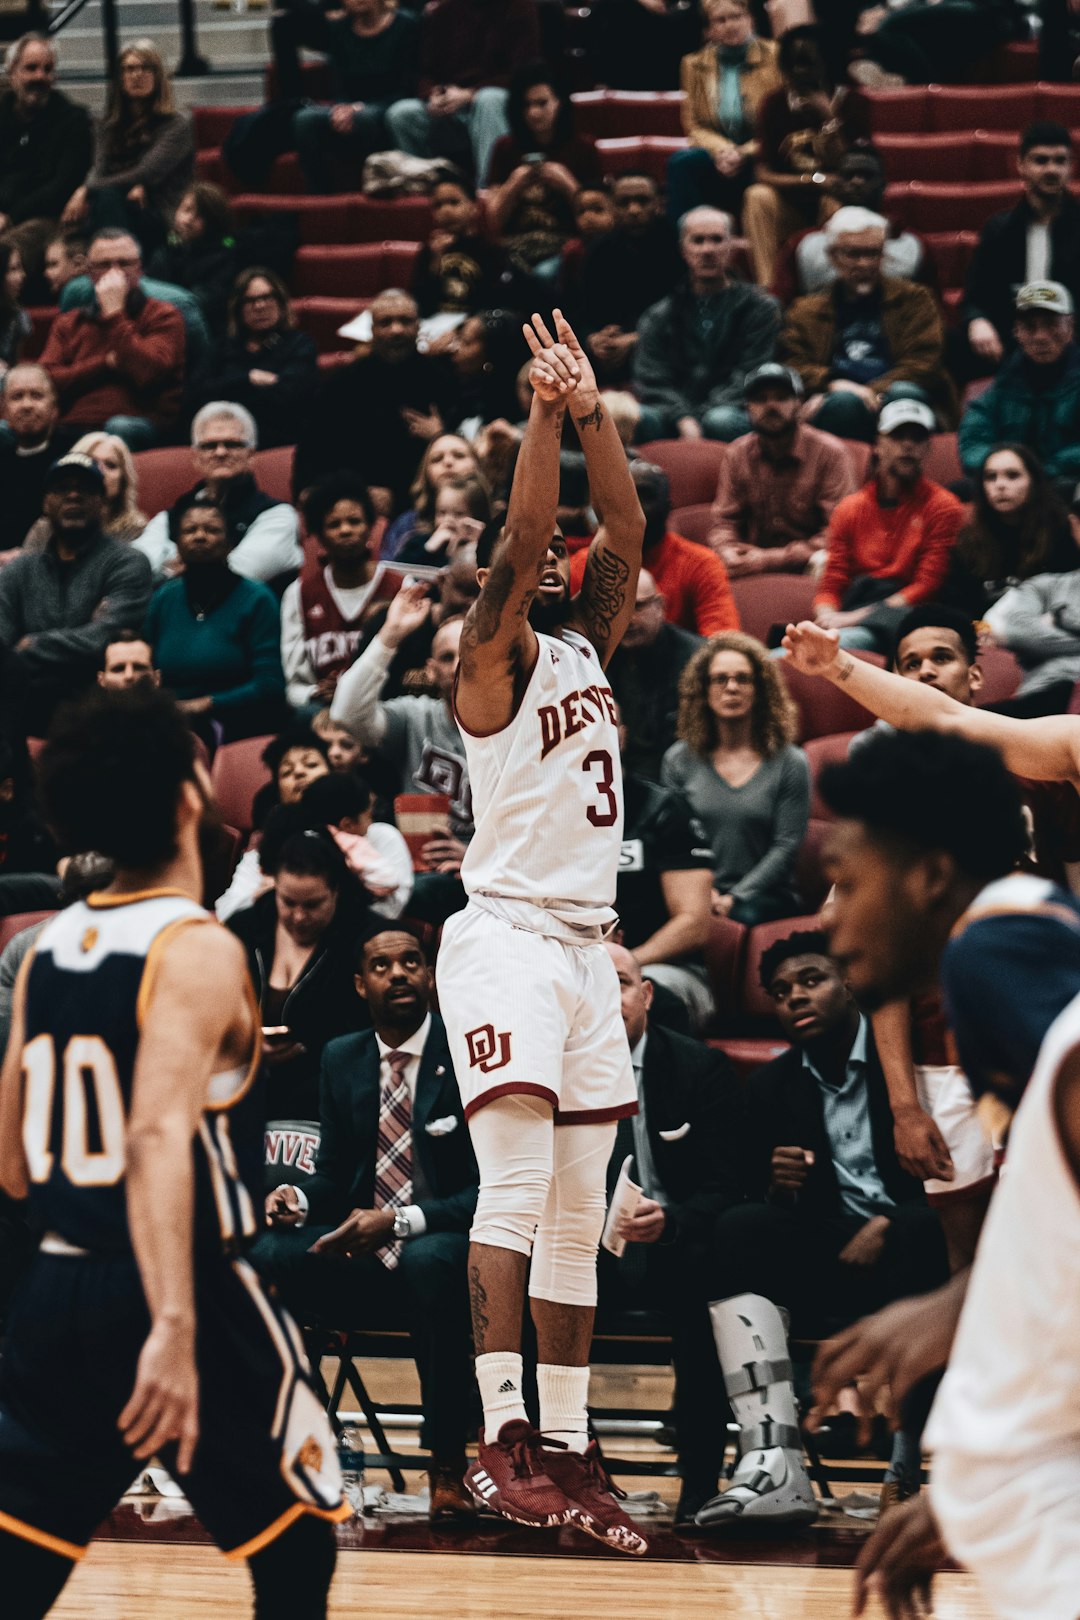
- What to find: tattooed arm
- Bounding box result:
[456,314,577,734]
[556,311,645,666]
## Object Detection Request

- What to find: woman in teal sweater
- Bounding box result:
[145,490,286,743]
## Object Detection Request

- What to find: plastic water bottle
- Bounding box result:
[338,1421,366,1514]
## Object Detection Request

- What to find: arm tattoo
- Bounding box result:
[580,543,630,648]
[835,654,855,683]
[468,1263,491,1353]
[574,400,603,433]
[462,553,519,650]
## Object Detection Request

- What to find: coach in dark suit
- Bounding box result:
[253,922,478,1521]
[599,942,743,1524]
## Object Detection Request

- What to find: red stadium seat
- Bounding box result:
[795,818,831,911]
[743,916,824,1022]
[923,431,962,485]
[975,645,1023,707]
[982,41,1039,82]
[711,1037,790,1079]
[192,106,254,149]
[838,438,873,485]
[1037,84,1080,125]
[570,90,686,139]
[926,84,1036,132]
[804,732,862,820]
[230,194,434,247]
[194,148,229,188]
[294,295,363,355]
[728,575,816,645]
[133,448,199,518]
[889,181,1021,235]
[0,910,56,953]
[291,241,422,299]
[703,916,748,1020]
[970,131,1020,183]
[251,446,295,504]
[924,231,978,292]
[210,736,274,833]
[637,439,727,507]
[864,86,931,134]
[595,135,688,184]
[668,503,715,545]
[876,133,972,184]
[780,656,882,742]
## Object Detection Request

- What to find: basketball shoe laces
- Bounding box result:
[509,1429,566,1479]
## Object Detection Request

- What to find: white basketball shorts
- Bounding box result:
[437,902,637,1125]
[914,1065,996,1204]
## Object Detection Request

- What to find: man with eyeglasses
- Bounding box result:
[781,206,956,444]
[38,227,186,449]
[0,33,91,287]
[134,401,301,585]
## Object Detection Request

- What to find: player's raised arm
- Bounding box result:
[0,955,33,1201]
[557,311,646,667]
[120,922,254,1474]
[783,619,1080,786]
[456,314,578,734]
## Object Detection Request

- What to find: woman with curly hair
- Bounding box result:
[661,630,809,925]
[946,443,1079,618]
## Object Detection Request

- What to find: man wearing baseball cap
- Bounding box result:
[960,279,1080,483]
[709,362,857,577]
[813,398,963,652]
[0,452,151,735]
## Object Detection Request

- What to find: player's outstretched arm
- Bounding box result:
[456,312,578,734]
[0,955,33,1200]
[557,311,645,667]
[121,923,253,1474]
[782,620,1080,785]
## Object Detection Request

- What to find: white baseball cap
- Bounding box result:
[878,399,936,436]
[1015,280,1074,316]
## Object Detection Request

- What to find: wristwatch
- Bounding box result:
[392,1209,411,1241]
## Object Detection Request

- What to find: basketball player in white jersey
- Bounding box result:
[433,311,646,1552]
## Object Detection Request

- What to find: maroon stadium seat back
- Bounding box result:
[803,732,861,820]
[975,645,1023,707]
[209,736,275,833]
[637,439,727,508]
[668,503,715,545]
[728,575,816,646]
[251,446,295,505]
[743,914,824,1022]
[133,448,197,518]
[780,655,882,743]
[0,911,57,954]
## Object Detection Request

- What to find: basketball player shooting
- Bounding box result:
[434,310,647,1552]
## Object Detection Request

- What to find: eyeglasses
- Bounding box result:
[242,291,278,306]
[197,439,247,452]
[634,596,664,611]
[708,672,755,688]
[121,62,154,76]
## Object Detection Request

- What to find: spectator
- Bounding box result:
[0,451,152,734]
[592,0,700,91]
[147,182,239,339]
[581,172,682,387]
[43,229,88,302]
[38,227,186,449]
[396,475,488,569]
[251,726,332,831]
[771,144,936,306]
[198,267,317,451]
[569,460,739,636]
[947,443,1078,616]
[598,943,743,1525]
[661,631,810,925]
[560,183,616,309]
[228,825,370,1120]
[282,473,399,712]
[0,34,92,284]
[487,65,602,280]
[385,0,541,185]
[959,280,1080,484]
[97,628,159,689]
[24,430,147,550]
[143,490,286,743]
[742,27,870,287]
[699,930,948,1522]
[667,0,781,224]
[782,207,955,443]
[982,569,1080,717]
[608,568,702,782]
[294,289,457,514]
[632,206,781,442]
[291,0,419,193]
[135,400,302,585]
[381,431,482,559]
[0,243,30,382]
[709,361,857,577]
[852,0,1018,87]
[255,923,479,1521]
[815,399,963,650]
[313,709,366,773]
[963,124,1080,374]
[412,172,516,318]
[446,309,525,433]
[62,42,193,256]
[0,365,77,557]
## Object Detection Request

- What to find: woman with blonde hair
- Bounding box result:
[381,432,482,557]
[661,630,809,925]
[62,41,194,252]
[24,431,147,552]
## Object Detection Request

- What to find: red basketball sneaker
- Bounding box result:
[542,1439,649,1556]
[465,1420,574,1529]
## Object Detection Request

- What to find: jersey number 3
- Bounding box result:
[22,1033,126,1187]
[584,749,618,827]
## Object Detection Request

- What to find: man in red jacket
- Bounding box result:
[39,228,185,450]
[813,399,962,653]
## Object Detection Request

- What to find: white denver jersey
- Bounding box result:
[457,629,623,928]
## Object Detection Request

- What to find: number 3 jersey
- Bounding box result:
[20,891,263,1256]
[457,629,623,930]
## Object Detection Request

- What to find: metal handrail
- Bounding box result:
[47,0,207,78]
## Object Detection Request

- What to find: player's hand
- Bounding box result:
[853,1494,945,1619]
[522,311,581,403]
[770,1145,814,1194]
[809,1285,962,1440]
[892,1105,955,1183]
[619,1197,666,1244]
[310,1207,395,1257]
[120,1317,199,1474]
[266,1184,303,1228]
[552,308,599,407]
[781,619,843,676]
[380,579,432,648]
[838,1214,890,1269]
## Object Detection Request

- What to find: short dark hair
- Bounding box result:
[819,728,1029,881]
[261,726,329,779]
[266,826,349,888]
[759,929,833,991]
[300,472,375,537]
[611,170,659,194]
[432,168,476,201]
[37,687,196,866]
[893,603,977,667]
[355,917,427,971]
[299,769,373,825]
[173,488,234,548]
[100,626,154,671]
[1020,120,1072,155]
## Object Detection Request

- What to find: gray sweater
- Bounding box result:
[996,570,1080,699]
[660,740,810,908]
[633,279,781,434]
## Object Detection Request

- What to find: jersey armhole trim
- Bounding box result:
[453,636,542,740]
[135,915,215,1030]
[204,968,263,1113]
[0,1507,87,1563]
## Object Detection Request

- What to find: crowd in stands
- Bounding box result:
[6,0,1080,1528]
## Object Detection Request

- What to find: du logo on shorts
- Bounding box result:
[465,1023,513,1073]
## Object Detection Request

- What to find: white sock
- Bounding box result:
[475,1351,528,1437]
[538,1363,590,1453]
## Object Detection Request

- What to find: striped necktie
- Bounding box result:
[374,1049,412,1270]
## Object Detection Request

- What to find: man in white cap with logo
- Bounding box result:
[813,398,964,653]
[960,280,1080,485]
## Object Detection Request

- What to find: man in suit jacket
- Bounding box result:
[254,922,479,1521]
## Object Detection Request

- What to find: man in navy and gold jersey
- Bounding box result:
[0,686,348,1619]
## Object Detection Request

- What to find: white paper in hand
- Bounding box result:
[601,1155,643,1258]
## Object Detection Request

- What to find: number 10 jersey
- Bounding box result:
[456,629,624,931]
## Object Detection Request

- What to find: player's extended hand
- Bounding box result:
[310,1206,395,1257]
[552,308,598,407]
[120,1317,199,1474]
[809,1285,962,1441]
[893,1105,955,1183]
[781,619,843,676]
[522,311,581,403]
[853,1493,946,1619]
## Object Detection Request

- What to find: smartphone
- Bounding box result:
[261,1025,291,1040]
